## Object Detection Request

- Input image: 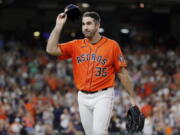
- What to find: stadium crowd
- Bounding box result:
[0,34,180,135]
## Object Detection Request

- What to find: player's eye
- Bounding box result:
[87,22,92,25]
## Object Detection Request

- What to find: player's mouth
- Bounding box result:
[84,31,89,33]
[84,31,91,35]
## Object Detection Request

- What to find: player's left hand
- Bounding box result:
[126,105,145,133]
[129,97,141,109]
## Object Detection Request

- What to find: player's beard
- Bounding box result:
[83,28,97,39]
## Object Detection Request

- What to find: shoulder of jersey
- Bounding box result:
[71,39,84,44]
[105,37,120,47]
[71,37,119,47]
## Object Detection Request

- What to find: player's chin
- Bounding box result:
[83,33,91,38]
[84,33,92,38]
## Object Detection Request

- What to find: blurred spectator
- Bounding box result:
[60,108,71,130]
[109,109,121,135]
[22,112,35,134]
[143,115,153,135]
[34,120,46,135]
[9,118,22,135]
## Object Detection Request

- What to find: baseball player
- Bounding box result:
[46,11,139,135]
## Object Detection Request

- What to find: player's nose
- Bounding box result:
[83,25,89,30]
[83,28,88,32]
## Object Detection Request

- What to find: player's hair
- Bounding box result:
[82,11,101,24]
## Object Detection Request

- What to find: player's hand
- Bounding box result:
[55,13,67,30]
[130,97,141,109]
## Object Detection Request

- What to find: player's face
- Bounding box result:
[82,17,99,38]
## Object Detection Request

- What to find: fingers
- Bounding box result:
[56,13,67,25]
[64,8,68,13]
[55,12,67,28]
[58,13,67,19]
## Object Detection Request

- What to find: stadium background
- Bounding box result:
[0,0,179,135]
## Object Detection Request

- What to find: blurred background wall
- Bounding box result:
[0,0,180,48]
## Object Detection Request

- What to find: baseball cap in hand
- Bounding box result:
[65,4,81,21]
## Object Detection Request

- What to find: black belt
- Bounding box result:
[80,87,108,94]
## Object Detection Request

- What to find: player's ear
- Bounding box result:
[95,22,100,28]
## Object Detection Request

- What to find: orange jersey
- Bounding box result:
[58,36,127,92]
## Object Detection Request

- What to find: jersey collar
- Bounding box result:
[84,36,107,47]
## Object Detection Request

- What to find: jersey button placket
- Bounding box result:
[85,45,92,91]
[88,46,97,91]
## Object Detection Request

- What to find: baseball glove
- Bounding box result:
[64,4,81,21]
[126,106,145,134]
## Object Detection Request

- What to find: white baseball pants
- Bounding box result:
[78,87,115,135]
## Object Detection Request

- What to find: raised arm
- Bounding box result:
[118,67,140,107]
[46,13,67,56]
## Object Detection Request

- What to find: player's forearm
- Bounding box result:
[118,68,138,106]
[46,26,63,56]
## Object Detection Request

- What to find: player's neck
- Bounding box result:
[88,33,102,45]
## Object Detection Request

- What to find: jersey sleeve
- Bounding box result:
[57,40,76,60]
[113,42,127,72]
